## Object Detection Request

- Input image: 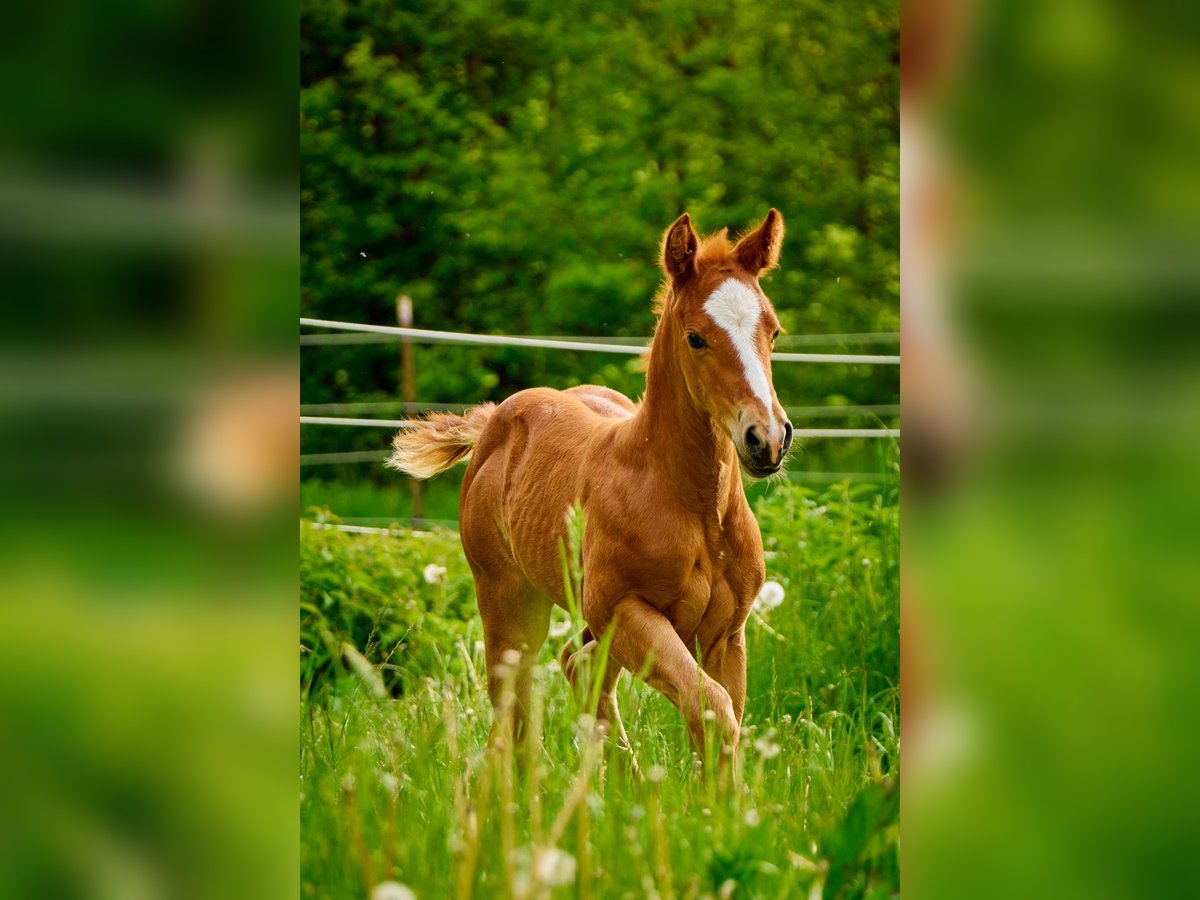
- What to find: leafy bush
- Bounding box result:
[300,515,478,695]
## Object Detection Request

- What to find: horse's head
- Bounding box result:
[658,209,794,477]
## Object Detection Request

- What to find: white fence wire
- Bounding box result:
[302,330,900,348]
[301,315,899,526]
[300,317,900,365]
[300,415,898,439]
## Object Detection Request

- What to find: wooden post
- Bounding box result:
[397,294,424,521]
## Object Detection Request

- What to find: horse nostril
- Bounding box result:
[783,419,794,451]
[744,425,763,452]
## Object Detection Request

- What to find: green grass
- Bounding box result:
[300,470,899,899]
[301,473,466,525]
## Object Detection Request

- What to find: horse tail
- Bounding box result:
[385,403,497,480]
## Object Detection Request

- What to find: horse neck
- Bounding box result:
[632,311,740,510]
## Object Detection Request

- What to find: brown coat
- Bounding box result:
[389,211,793,759]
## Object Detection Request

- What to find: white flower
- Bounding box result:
[548,619,571,639]
[646,765,667,784]
[744,808,761,826]
[754,737,781,760]
[423,563,447,585]
[371,882,417,900]
[379,772,399,796]
[753,580,785,614]
[535,847,577,886]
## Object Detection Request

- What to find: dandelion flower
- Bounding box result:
[423,563,447,585]
[753,580,785,614]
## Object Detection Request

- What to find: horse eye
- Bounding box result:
[686,332,706,350]
[771,329,780,342]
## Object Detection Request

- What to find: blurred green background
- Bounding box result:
[300,0,900,522]
[905,0,1200,897]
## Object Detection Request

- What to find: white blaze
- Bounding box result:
[702,278,775,429]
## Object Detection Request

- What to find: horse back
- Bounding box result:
[459,386,631,602]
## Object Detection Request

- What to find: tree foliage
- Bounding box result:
[301,0,898,460]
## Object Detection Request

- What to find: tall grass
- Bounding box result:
[300,466,898,899]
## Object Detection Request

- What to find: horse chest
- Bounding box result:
[663,538,758,648]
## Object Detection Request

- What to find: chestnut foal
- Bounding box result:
[388,210,793,761]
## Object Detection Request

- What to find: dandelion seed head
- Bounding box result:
[371,882,416,900]
[534,847,576,887]
[754,738,781,760]
[753,580,785,614]
[422,563,448,585]
[548,619,571,639]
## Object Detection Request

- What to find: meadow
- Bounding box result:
[300,460,899,899]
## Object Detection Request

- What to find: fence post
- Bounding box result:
[396,294,424,521]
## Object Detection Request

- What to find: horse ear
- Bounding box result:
[735,208,785,275]
[661,212,699,279]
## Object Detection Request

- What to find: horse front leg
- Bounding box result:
[585,592,739,761]
[560,631,637,771]
[706,628,747,729]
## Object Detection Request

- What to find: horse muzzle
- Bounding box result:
[737,419,793,476]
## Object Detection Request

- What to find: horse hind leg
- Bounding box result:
[476,569,551,751]
[561,629,637,771]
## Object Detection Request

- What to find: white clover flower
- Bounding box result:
[371,882,417,900]
[423,563,447,585]
[753,580,785,614]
